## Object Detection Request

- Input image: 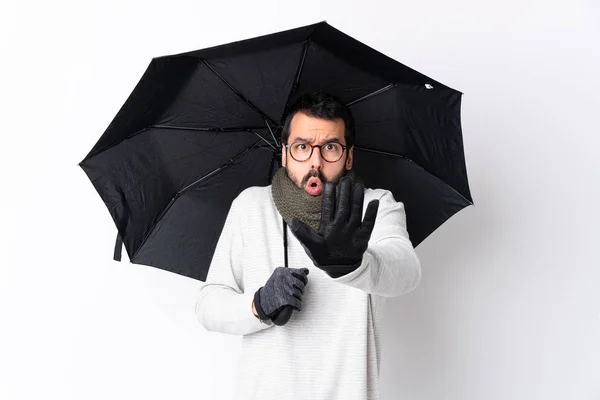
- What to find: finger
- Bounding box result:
[292,282,305,295]
[289,218,324,251]
[291,271,308,287]
[334,176,352,224]
[290,267,309,276]
[285,279,304,298]
[321,182,336,225]
[292,298,302,311]
[348,182,365,229]
[358,199,379,238]
[292,278,305,297]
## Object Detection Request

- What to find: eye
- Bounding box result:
[324,143,341,152]
[292,142,309,152]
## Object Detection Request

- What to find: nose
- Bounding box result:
[309,146,323,169]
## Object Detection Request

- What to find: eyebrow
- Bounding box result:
[293,137,343,144]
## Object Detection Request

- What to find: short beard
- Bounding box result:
[286,167,348,191]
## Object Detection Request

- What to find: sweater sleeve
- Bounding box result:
[331,190,422,297]
[195,196,274,335]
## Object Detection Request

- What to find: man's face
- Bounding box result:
[281,112,354,196]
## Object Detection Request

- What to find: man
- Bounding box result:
[195,91,421,400]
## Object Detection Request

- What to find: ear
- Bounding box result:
[345,146,354,170]
[281,144,287,167]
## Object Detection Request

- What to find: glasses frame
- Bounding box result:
[284,140,348,163]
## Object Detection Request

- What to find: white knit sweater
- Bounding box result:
[195,185,421,400]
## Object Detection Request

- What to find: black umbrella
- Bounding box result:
[79,21,473,282]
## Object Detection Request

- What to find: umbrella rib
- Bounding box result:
[152,125,278,150]
[131,140,264,262]
[79,125,271,164]
[263,119,279,147]
[152,125,268,132]
[354,145,473,205]
[155,122,278,150]
[179,141,263,193]
[282,39,310,114]
[353,145,412,161]
[247,129,277,150]
[200,59,278,127]
[346,84,397,107]
[80,126,151,162]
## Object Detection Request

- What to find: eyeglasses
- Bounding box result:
[285,140,347,163]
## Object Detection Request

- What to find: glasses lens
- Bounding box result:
[321,142,343,162]
[290,141,311,161]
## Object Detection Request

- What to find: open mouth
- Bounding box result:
[305,177,322,195]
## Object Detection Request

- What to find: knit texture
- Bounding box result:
[270,167,360,231]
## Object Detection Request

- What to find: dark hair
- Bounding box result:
[280,91,355,147]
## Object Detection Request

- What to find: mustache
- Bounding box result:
[301,169,326,186]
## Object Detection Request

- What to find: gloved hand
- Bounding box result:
[253,267,309,321]
[289,176,379,279]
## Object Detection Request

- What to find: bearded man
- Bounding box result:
[195,91,421,400]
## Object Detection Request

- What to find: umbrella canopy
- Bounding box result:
[79,21,473,281]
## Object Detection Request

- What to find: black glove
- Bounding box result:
[289,176,379,278]
[253,267,309,321]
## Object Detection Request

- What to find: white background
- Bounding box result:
[1,0,599,399]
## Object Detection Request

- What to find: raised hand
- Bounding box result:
[289,176,379,278]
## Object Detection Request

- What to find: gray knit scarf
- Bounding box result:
[271,167,360,231]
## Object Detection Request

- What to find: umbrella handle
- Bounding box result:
[271,305,294,326]
[273,221,294,326]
